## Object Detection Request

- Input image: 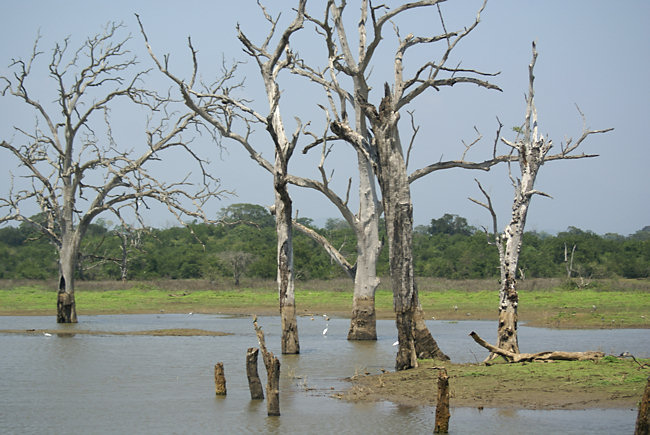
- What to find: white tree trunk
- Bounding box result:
[348,155,381,340]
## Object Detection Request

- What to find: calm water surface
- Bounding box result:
[1,314,647,434]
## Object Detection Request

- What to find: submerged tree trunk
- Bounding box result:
[275,174,299,355]
[348,160,381,340]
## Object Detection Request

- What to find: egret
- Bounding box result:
[43,332,52,337]
[322,324,329,336]
[186,312,193,317]
[392,340,399,346]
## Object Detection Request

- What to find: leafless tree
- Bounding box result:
[219,251,255,286]
[471,42,612,355]
[0,23,220,323]
[138,3,307,354]
[297,0,501,370]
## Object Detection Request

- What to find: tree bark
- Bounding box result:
[275,164,299,355]
[469,331,604,362]
[636,376,650,435]
[246,348,264,400]
[214,362,227,395]
[414,306,449,360]
[347,153,382,341]
[434,368,450,434]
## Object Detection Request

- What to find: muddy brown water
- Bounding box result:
[0,314,647,434]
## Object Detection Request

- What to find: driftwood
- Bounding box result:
[214,362,227,395]
[246,347,264,400]
[636,376,650,435]
[469,331,605,363]
[434,367,450,433]
[253,315,281,416]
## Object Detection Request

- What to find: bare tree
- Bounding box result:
[138,3,307,354]
[218,251,255,286]
[0,24,220,322]
[300,0,500,370]
[471,42,612,354]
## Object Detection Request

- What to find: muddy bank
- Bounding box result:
[340,358,648,410]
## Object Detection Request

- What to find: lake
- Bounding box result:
[1,314,647,434]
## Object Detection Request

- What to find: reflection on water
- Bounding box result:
[0,314,646,434]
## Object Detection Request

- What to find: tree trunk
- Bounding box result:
[57,242,78,324]
[214,362,227,395]
[275,175,299,355]
[246,347,264,400]
[496,275,519,354]
[636,376,650,435]
[434,368,450,433]
[414,306,449,360]
[348,198,380,340]
[253,316,281,416]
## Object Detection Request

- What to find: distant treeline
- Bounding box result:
[1,204,648,282]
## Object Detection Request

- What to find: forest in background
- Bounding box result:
[1,203,648,283]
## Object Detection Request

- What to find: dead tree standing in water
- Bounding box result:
[471,42,612,354]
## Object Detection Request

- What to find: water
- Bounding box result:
[0,314,647,434]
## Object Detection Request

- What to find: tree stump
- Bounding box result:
[636,376,650,435]
[246,347,264,400]
[253,315,281,416]
[434,368,450,433]
[214,362,226,395]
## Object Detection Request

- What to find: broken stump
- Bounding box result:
[214,362,226,395]
[636,376,650,435]
[246,347,264,400]
[434,367,450,433]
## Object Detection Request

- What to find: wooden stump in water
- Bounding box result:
[214,362,227,396]
[434,367,450,434]
[246,347,264,400]
[636,376,650,435]
[266,355,281,416]
[253,315,281,416]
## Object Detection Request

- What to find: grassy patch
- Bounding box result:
[0,278,648,328]
[344,357,650,409]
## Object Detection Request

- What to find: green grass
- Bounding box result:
[0,278,648,328]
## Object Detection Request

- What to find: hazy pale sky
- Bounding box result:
[1,1,648,236]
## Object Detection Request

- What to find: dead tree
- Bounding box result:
[138,3,306,353]
[253,316,281,416]
[303,0,500,370]
[470,42,612,354]
[0,24,219,323]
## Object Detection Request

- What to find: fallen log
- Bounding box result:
[469,331,605,363]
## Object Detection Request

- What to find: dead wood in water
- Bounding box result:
[253,315,281,416]
[214,362,227,395]
[434,367,450,433]
[469,331,605,363]
[246,347,264,400]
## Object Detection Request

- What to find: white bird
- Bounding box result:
[186,312,193,317]
[322,324,329,336]
[392,340,399,346]
[43,332,52,337]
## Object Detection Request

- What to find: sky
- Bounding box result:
[0,0,648,236]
